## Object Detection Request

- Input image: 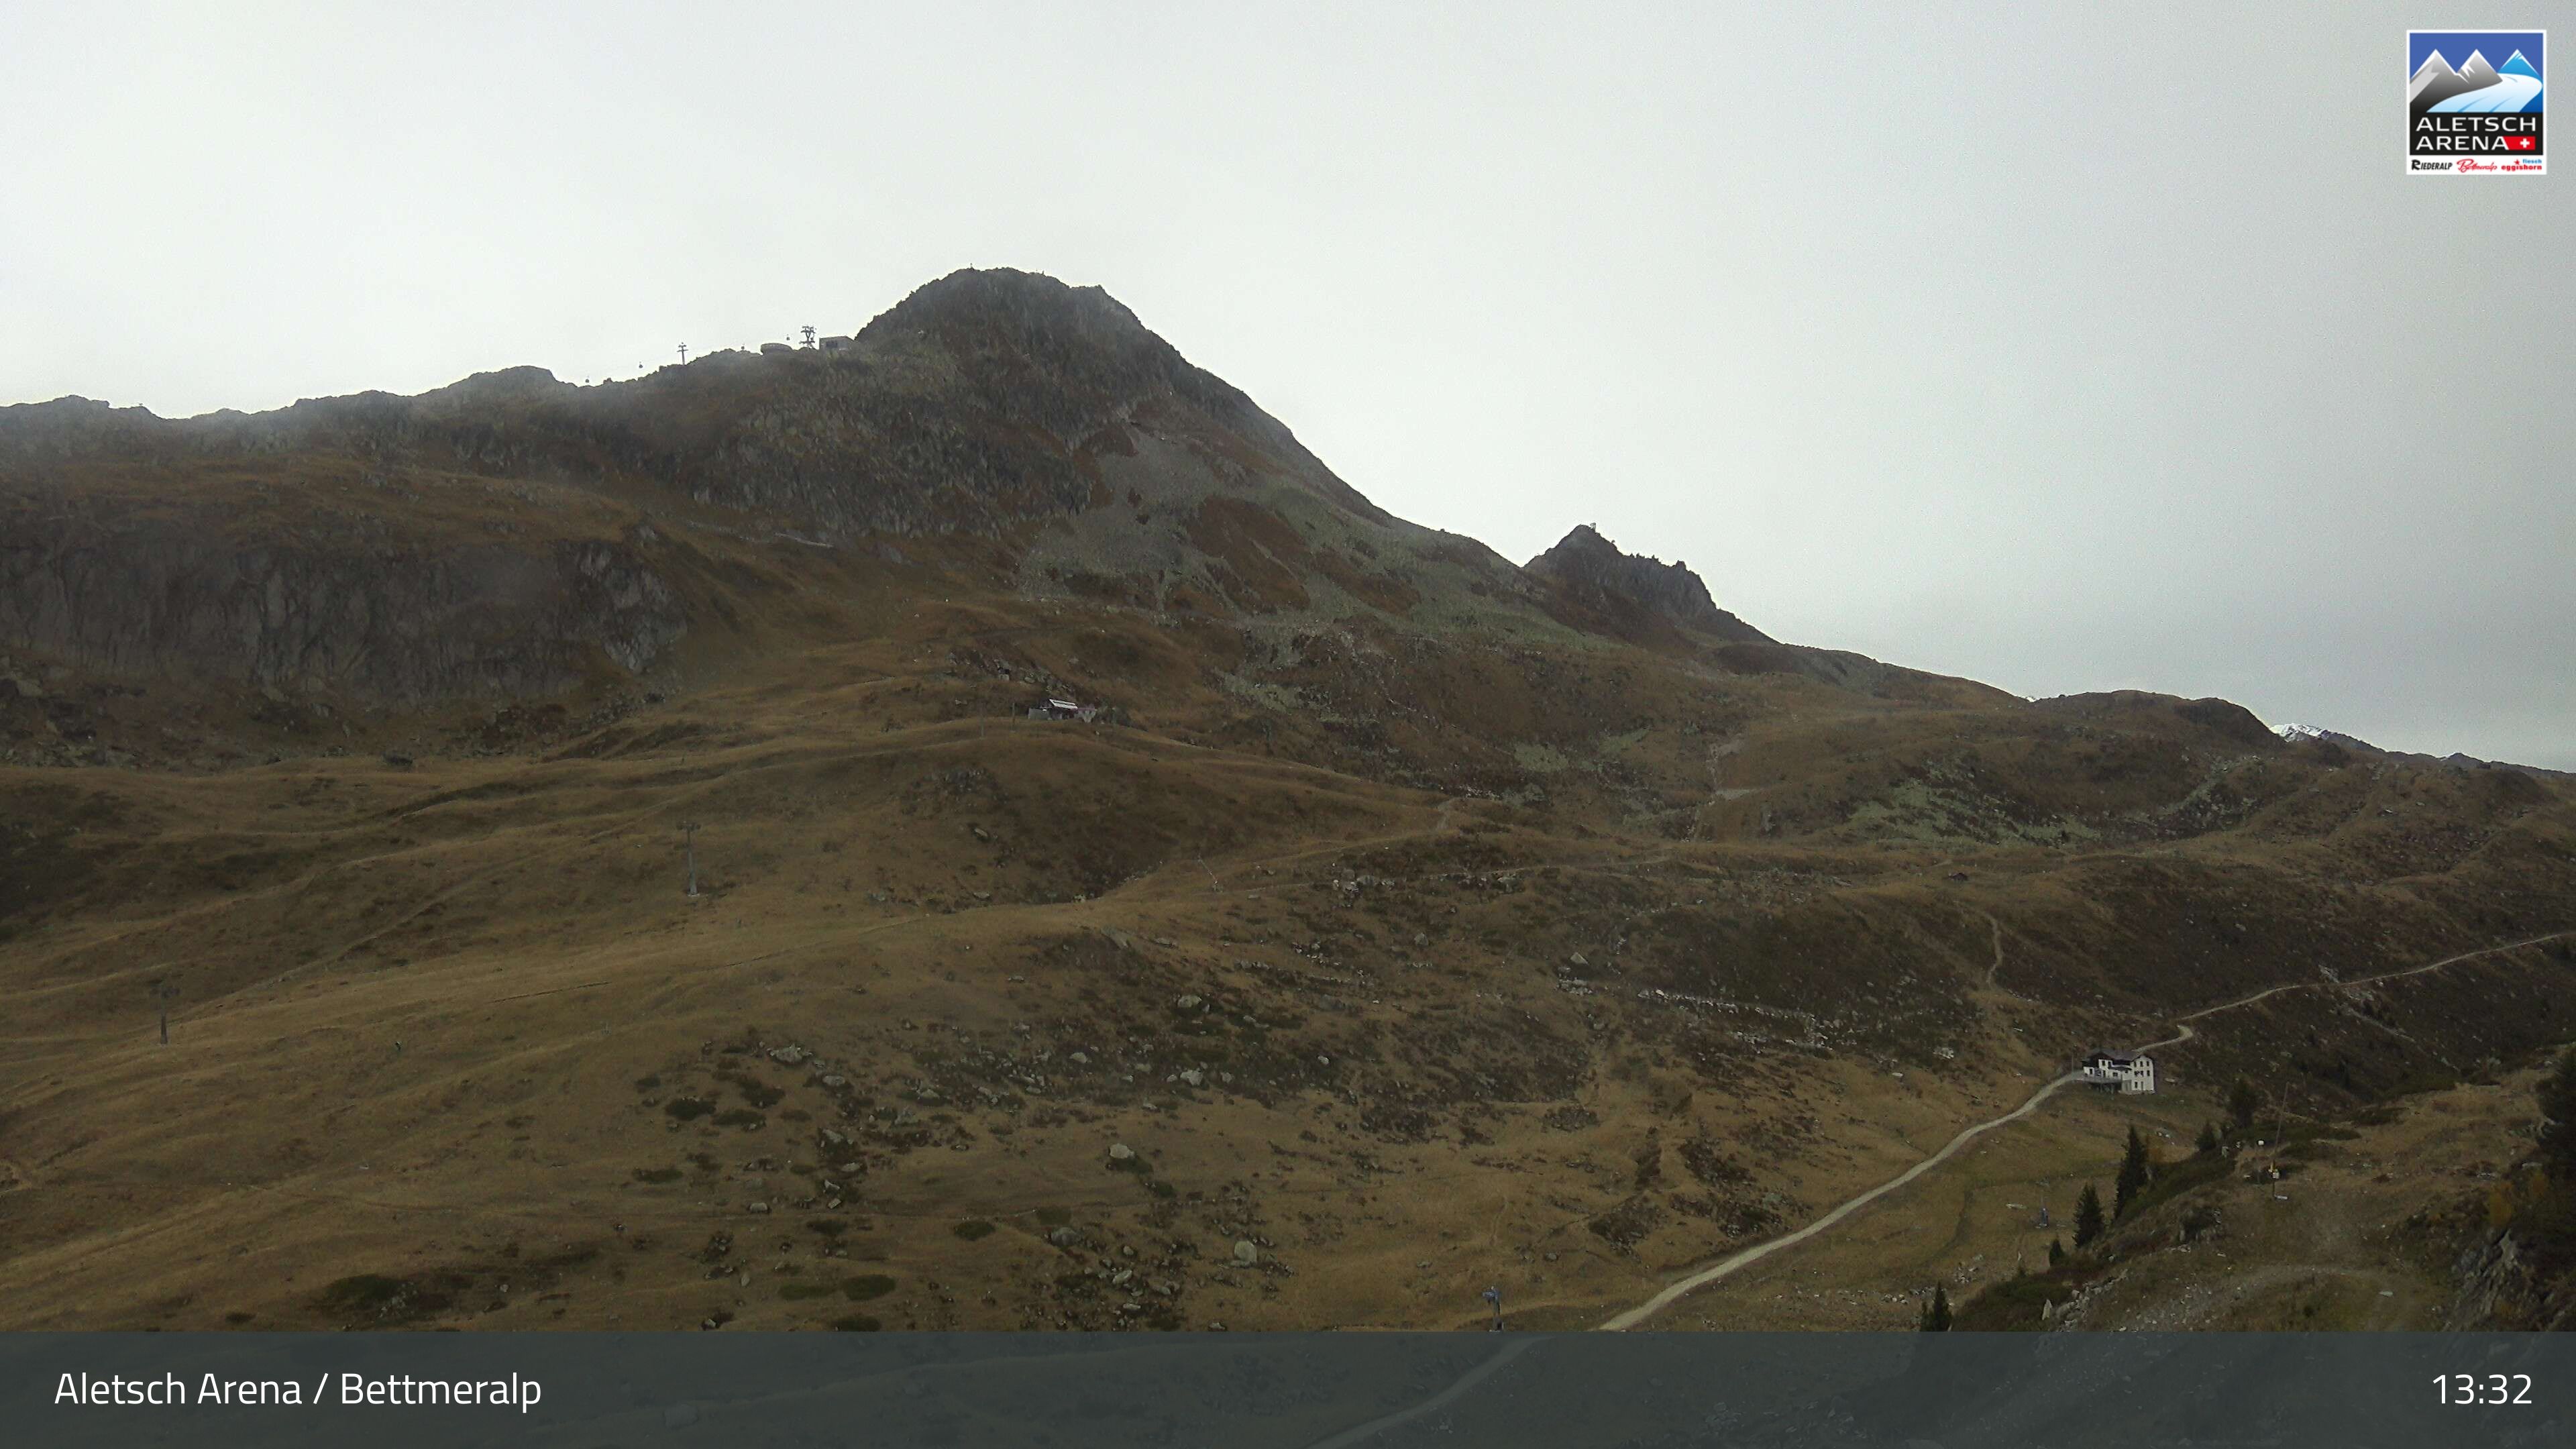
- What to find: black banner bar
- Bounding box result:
[8,1330,2573,1448]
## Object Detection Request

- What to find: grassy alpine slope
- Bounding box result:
[2,270,2570,1332]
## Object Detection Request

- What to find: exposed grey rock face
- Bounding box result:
[2446,1228,2576,1330]
[0,500,684,702]
[1524,524,1769,642]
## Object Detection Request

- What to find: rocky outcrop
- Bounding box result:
[0,501,685,703]
[2445,1227,2576,1330]
[1523,525,1768,643]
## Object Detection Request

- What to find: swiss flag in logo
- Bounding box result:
[2505,136,2538,151]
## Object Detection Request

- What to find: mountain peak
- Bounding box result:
[2276,720,2381,753]
[849,267,1392,526]
[859,268,1180,422]
[865,268,1162,358]
[2500,50,2541,79]
[1524,525,1768,643]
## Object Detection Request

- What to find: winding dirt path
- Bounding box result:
[1598,927,2575,1329]
[1597,1065,2090,1330]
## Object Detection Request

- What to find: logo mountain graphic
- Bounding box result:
[2410,50,2477,113]
[2411,46,2545,116]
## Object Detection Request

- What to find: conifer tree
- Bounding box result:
[2115,1124,2151,1218]
[2229,1077,2261,1130]
[2074,1183,2106,1247]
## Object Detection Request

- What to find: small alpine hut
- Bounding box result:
[2078,1049,2157,1094]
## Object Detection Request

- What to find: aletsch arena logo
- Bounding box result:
[2408,30,2545,174]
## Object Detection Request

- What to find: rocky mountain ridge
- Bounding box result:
[0,269,1381,542]
[1524,524,1768,646]
[0,268,1874,724]
[2276,720,2569,781]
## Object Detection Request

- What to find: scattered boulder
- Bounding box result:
[1232,1240,1260,1267]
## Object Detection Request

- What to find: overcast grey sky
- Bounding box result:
[5,2,2569,766]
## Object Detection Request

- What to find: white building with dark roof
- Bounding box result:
[2079,1049,2156,1094]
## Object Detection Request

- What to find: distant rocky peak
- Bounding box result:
[865,268,1168,363]
[1546,523,1619,556]
[2275,720,2381,752]
[1524,524,1768,643]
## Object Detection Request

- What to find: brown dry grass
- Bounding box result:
[3,539,2572,1332]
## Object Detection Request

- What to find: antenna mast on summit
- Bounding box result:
[678,343,689,366]
[801,325,816,348]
